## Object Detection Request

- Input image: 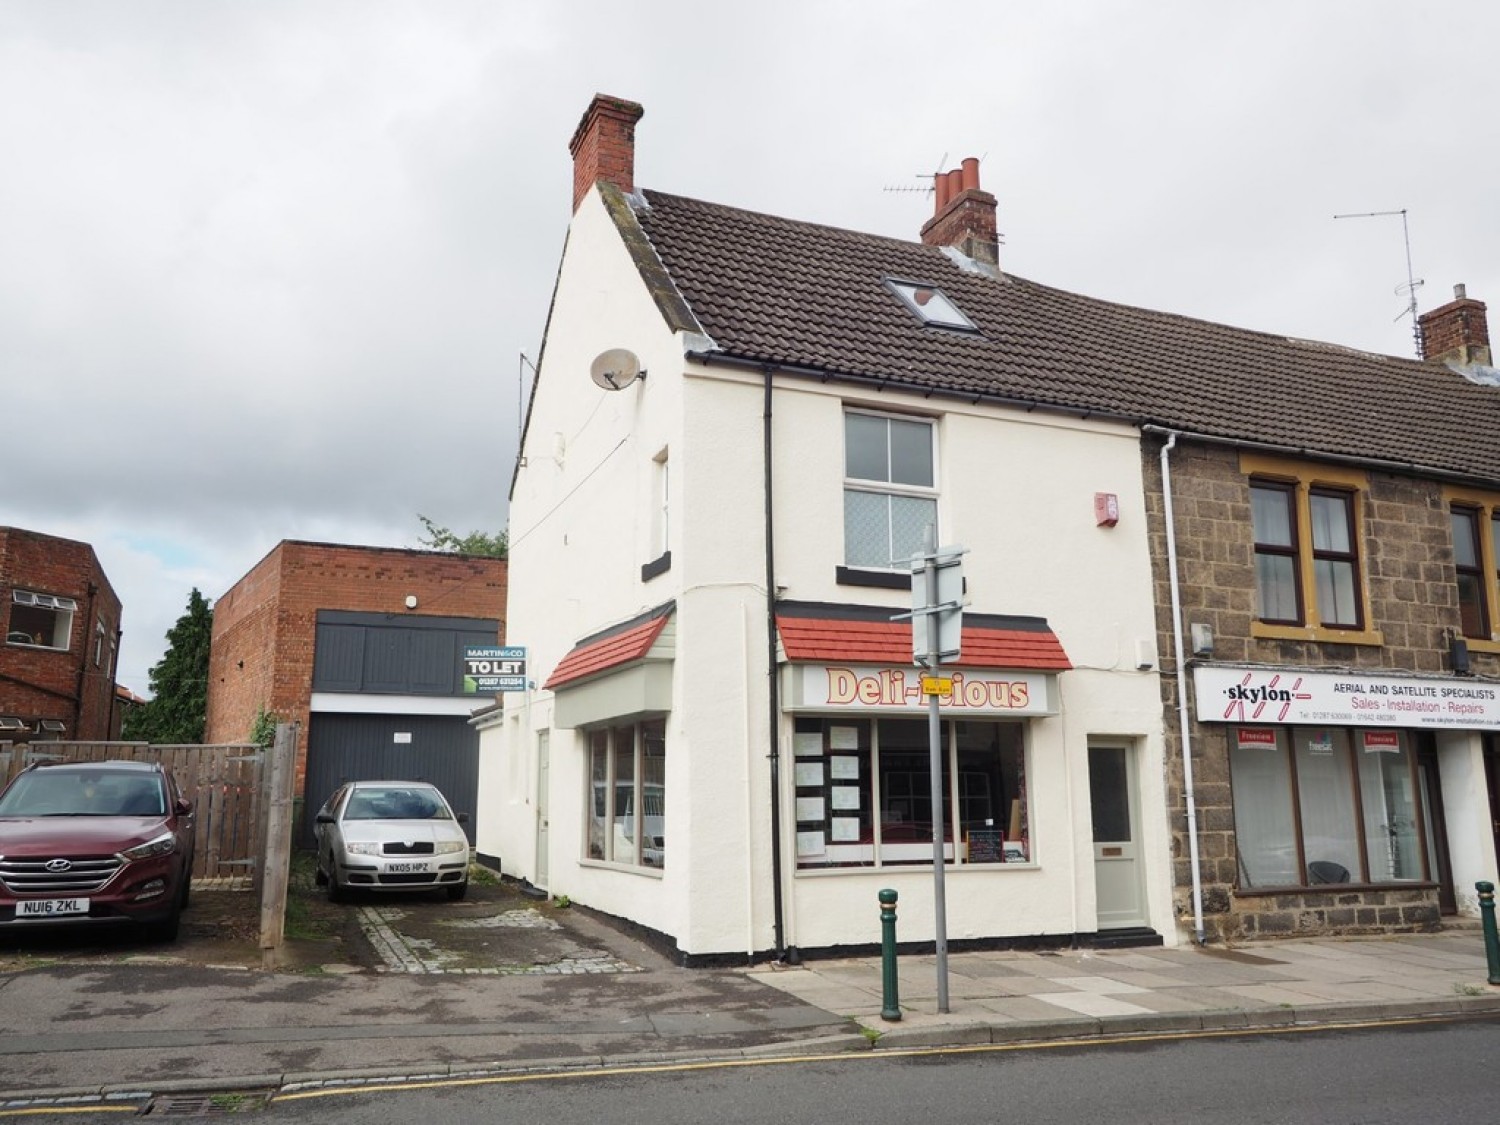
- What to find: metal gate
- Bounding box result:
[302,713,479,848]
[0,740,265,884]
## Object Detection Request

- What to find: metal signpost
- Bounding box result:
[894,528,965,1013]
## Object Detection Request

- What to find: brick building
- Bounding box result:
[1,526,123,741]
[204,540,507,839]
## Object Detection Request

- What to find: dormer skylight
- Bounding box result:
[886,279,978,332]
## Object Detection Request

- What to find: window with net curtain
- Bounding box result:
[843,410,937,569]
[1229,726,1430,888]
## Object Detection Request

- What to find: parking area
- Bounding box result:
[0,864,652,976]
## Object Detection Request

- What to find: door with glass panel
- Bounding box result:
[1090,744,1147,929]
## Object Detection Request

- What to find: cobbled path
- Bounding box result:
[355,904,642,975]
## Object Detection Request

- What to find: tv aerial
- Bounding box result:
[590,348,646,391]
[1333,208,1424,357]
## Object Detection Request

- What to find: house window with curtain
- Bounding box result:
[1451,505,1490,639]
[586,719,665,869]
[1229,725,1430,889]
[1245,458,1372,638]
[843,409,937,571]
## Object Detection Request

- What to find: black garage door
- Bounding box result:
[302,713,479,848]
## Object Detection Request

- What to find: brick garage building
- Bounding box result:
[205,541,507,840]
[1,526,123,741]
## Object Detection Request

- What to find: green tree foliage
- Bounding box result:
[248,704,279,749]
[122,588,213,745]
[417,513,508,559]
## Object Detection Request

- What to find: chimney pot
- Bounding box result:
[920,157,1000,269]
[1455,283,1467,300]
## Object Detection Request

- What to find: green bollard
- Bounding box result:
[880,888,901,1021]
[1478,881,1500,986]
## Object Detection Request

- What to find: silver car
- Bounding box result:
[313,781,470,902]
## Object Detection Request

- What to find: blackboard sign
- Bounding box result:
[967,829,1004,863]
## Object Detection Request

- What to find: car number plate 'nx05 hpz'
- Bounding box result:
[387,862,430,874]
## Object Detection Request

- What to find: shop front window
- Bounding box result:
[1229,726,1429,888]
[793,717,1027,868]
[586,719,665,869]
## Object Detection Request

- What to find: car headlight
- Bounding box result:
[432,840,467,855]
[346,841,383,856]
[121,831,177,860]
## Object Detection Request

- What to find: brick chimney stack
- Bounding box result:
[920,157,1000,267]
[1418,284,1491,366]
[569,94,645,213]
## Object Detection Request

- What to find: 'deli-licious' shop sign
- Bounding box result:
[784,664,1057,716]
[1193,666,1500,730]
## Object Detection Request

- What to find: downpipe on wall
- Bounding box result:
[1155,429,1208,945]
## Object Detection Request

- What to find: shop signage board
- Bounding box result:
[463,645,527,693]
[1193,666,1500,730]
[786,664,1056,716]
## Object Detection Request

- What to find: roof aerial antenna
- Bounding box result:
[882,152,948,195]
[1333,208,1424,358]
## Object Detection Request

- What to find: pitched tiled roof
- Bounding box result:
[626,189,1500,484]
[776,602,1071,671]
[544,602,673,691]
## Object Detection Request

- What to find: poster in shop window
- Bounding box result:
[794,762,823,788]
[796,831,826,857]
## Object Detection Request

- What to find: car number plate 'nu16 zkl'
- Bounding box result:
[387,862,430,873]
[18,898,90,918]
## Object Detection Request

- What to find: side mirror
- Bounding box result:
[316,812,336,825]
[175,798,193,816]
[457,811,470,824]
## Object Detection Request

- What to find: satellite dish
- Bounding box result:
[590,348,645,391]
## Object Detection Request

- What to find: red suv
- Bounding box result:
[0,760,195,941]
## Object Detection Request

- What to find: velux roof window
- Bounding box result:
[886,279,978,332]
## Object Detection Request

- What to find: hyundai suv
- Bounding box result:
[0,760,195,941]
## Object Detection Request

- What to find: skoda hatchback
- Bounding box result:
[314,780,470,902]
[0,760,195,941]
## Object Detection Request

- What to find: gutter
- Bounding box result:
[1154,430,1207,945]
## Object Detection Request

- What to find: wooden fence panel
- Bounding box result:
[0,740,265,885]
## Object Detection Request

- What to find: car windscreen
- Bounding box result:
[343,787,452,821]
[0,770,166,817]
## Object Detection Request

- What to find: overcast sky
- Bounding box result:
[4,1,1497,704]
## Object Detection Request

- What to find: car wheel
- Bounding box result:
[314,860,328,886]
[150,904,182,944]
[179,868,192,909]
[325,855,346,903]
[445,879,468,902]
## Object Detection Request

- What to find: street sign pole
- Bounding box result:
[892,526,965,1014]
[922,534,950,1014]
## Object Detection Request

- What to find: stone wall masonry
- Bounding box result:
[1144,440,1469,942]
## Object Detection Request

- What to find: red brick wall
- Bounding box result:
[0,527,123,740]
[204,541,508,787]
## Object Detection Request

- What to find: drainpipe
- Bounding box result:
[763,364,789,961]
[1158,431,1207,945]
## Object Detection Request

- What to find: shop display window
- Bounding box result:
[793,716,1028,868]
[1229,725,1430,888]
[586,719,665,869]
